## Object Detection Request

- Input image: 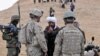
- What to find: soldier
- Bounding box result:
[19,9,47,56]
[44,17,60,56]
[53,11,85,56]
[2,15,21,56]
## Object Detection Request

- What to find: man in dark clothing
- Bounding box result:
[70,0,76,2]
[38,0,41,3]
[44,17,60,56]
[51,0,56,2]
[33,0,36,3]
[54,0,56,2]
[70,2,75,12]
[49,7,55,17]
[47,0,49,2]
[61,4,65,8]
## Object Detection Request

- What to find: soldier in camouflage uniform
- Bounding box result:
[19,9,47,56]
[53,11,85,56]
[3,15,21,56]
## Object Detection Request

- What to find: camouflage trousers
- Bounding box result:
[7,47,20,56]
[26,44,43,56]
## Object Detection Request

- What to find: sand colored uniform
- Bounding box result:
[53,24,85,56]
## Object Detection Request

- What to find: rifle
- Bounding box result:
[0,25,12,32]
[17,0,22,51]
[0,24,18,40]
[0,25,20,33]
[17,0,21,28]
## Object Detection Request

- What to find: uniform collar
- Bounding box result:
[65,23,74,26]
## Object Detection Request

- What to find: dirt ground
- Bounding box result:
[0,0,100,56]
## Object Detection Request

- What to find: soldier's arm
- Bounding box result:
[34,26,47,53]
[37,32,47,53]
[78,27,86,44]
[82,31,86,44]
[53,30,63,56]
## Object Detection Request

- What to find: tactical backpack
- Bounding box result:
[18,22,39,46]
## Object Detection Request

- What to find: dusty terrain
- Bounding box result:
[0,0,100,56]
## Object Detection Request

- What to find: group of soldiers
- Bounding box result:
[0,7,86,56]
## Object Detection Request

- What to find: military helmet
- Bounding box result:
[63,11,75,19]
[30,9,43,17]
[11,15,20,21]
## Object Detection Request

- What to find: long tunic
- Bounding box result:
[44,26,60,56]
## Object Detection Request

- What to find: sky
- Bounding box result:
[0,0,18,11]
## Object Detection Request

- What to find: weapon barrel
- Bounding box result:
[0,25,11,29]
[17,0,21,28]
